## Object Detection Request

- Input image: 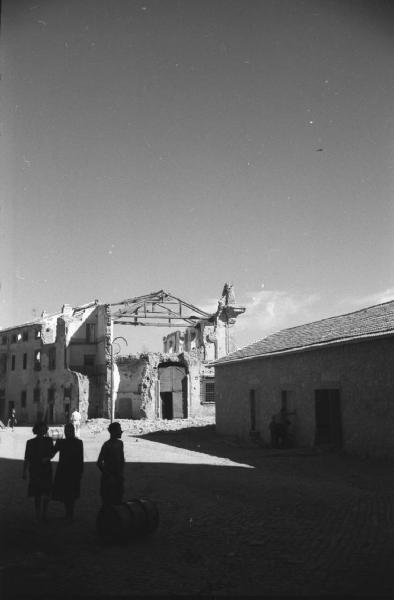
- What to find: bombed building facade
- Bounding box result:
[0,286,245,425]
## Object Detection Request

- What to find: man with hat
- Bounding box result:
[96,422,125,506]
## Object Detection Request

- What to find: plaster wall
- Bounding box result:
[215,337,394,458]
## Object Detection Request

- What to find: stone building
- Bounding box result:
[0,300,112,425]
[213,299,394,459]
[112,283,246,420]
[0,285,245,425]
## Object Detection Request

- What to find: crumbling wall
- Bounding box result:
[72,371,89,423]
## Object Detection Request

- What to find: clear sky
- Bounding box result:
[1,0,394,353]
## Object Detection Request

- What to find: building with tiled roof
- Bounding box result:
[214,300,394,364]
[213,300,394,459]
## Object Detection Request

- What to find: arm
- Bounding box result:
[78,440,84,474]
[22,441,30,479]
[96,445,105,472]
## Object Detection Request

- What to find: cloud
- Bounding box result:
[234,288,322,347]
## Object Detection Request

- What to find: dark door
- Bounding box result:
[315,389,342,446]
[159,365,188,419]
[160,392,173,419]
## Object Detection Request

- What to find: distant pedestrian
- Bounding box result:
[71,408,81,437]
[96,422,125,506]
[7,408,17,431]
[22,422,54,521]
[51,423,84,520]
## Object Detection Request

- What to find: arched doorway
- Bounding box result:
[158,363,188,419]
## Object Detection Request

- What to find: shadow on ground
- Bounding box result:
[2,430,394,597]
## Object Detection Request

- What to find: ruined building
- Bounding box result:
[0,286,245,425]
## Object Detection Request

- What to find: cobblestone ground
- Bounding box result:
[1,420,394,597]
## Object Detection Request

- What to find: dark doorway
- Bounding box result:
[315,389,342,446]
[158,364,188,419]
[160,392,173,420]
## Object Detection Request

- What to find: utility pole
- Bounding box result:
[110,336,128,422]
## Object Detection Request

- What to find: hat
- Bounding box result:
[33,421,48,435]
[108,422,123,434]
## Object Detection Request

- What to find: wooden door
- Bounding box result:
[315,389,342,446]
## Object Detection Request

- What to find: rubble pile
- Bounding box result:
[85,415,215,437]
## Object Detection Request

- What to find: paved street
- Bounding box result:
[1,424,394,597]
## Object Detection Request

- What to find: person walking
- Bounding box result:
[22,422,54,521]
[70,408,81,438]
[51,423,84,520]
[8,408,17,431]
[96,422,125,506]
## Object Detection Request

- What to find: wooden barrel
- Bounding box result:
[96,498,159,544]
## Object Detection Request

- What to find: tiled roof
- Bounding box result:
[214,299,394,365]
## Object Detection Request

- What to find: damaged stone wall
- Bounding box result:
[114,351,215,420]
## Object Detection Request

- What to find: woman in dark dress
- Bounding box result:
[52,423,84,519]
[22,422,54,521]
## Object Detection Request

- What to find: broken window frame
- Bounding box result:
[34,350,41,371]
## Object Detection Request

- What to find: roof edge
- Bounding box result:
[212,328,394,366]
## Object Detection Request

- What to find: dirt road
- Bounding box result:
[1,420,394,597]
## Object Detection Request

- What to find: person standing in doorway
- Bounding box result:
[22,422,54,521]
[51,423,84,520]
[70,408,81,437]
[96,422,125,506]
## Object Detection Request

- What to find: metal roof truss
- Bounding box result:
[110,290,212,327]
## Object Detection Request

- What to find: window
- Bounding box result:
[22,331,28,342]
[83,354,95,367]
[11,334,17,343]
[1,336,7,345]
[86,323,96,343]
[35,329,41,339]
[47,388,55,403]
[34,350,41,371]
[48,347,56,370]
[0,354,7,374]
[33,387,40,403]
[200,378,215,403]
[21,390,27,408]
[11,355,16,371]
[23,353,27,369]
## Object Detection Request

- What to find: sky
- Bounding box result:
[1,0,394,353]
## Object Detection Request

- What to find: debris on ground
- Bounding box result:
[85,415,215,437]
